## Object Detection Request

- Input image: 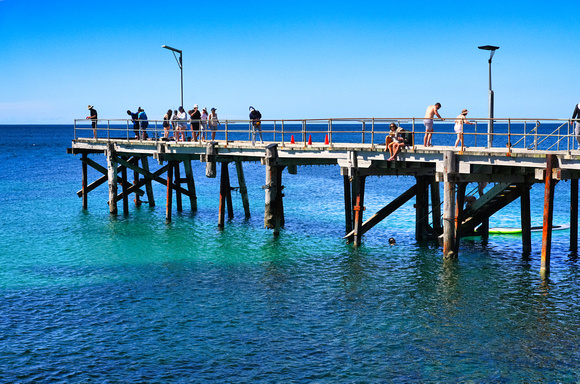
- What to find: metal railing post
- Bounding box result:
[107,120,110,141]
[281,120,285,145]
[225,120,229,143]
[371,118,375,146]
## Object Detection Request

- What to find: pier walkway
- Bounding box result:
[68,117,580,276]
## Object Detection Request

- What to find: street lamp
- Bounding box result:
[478,45,499,148]
[162,45,183,107]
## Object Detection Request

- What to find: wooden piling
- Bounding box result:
[183,160,197,212]
[132,157,142,207]
[520,183,532,254]
[541,154,558,276]
[235,161,251,219]
[219,162,233,228]
[344,175,353,235]
[442,151,456,259]
[571,178,578,253]
[206,142,217,178]
[352,175,367,246]
[175,161,183,212]
[430,177,442,234]
[82,153,88,210]
[264,144,283,235]
[454,182,466,256]
[415,176,430,241]
[141,155,155,207]
[121,157,129,214]
[106,143,118,215]
[166,161,174,223]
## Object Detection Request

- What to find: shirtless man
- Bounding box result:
[423,103,444,147]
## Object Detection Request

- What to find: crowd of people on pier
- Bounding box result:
[86,104,262,142]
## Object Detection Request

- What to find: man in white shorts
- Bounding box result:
[423,102,444,147]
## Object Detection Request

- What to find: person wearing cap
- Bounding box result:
[201,107,209,139]
[249,106,263,143]
[189,105,201,142]
[176,106,187,141]
[208,108,220,141]
[86,105,98,138]
[454,109,473,148]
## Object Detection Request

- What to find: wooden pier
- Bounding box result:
[68,117,580,276]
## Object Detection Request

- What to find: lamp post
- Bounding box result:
[478,45,499,148]
[162,45,183,107]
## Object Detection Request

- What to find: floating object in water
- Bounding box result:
[488,224,570,234]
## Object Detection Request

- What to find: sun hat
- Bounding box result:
[194,104,198,108]
[249,106,254,111]
[211,108,216,111]
[87,105,93,109]
[462,109,468,115]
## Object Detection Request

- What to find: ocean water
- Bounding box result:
[1,124,580,382]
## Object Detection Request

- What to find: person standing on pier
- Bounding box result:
[201,107,209,139]
[249,106,263,143]
[176,106,188,141]
[423,103,444,147]
[162,109,172,139]
[572,102,580,146]
[127,110,139,139]
[189,105,201,142]
[87,105,98,138]
[454,109,474,148]
[209,108,219,141]
[137,107,149,139]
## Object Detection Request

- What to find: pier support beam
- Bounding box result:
[442,151,457,259]
[430,177,442,234]
[183,159,197,212]
[352,175,367,247]
[454,182,466,256]
[106,143,118,215]
[141,155,155,207]
[175,161,183,212]
[206,142,217,178]
[132,158,142,207]
[219,162,234,228]
[571,178,578,253]
[82,153,88,210]
[344,175,353,235]
[264,144,284,235]
[541,154,558,276]
[166,161,174,223]
[235,161,251,219]
[415,175,430,241]
[520,183,532,255]
[121,156,129,214]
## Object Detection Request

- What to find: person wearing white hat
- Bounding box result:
[454,109,473,148]
[86,105,98,138]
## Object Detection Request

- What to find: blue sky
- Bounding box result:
[0,0,578,124]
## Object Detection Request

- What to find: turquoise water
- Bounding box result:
[1,125,580,382]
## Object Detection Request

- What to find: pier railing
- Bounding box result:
[73,117,580,153]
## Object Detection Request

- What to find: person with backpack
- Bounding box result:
[249,106,263,143]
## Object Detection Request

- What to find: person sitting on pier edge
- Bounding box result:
[249,106,263,143]
[385,123,397,150]
[423,102,444,147]
[127,110,139,139]
[572,102,580,146]
[137,107,149,139]
[454,109,474,148]
[87,105,98,138]
[189,105,201,142]
[387,124,407,161]
[162,109,172,140]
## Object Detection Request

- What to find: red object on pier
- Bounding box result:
[308,135,312,145]
[290,135,295,144]
[325,134,329,145]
